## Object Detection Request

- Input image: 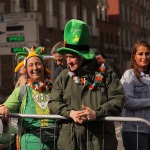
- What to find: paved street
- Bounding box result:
[115,122,124,150]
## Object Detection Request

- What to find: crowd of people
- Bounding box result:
[0,19,150,150]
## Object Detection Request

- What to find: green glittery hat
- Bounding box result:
[57,19,95,60]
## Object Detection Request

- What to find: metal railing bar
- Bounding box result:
[0,113,67,119]
[100,116,150,126]
[0,114,150,126]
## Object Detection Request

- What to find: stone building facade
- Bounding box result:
[0,0,150,98]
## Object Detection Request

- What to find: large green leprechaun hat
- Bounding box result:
[57,19,95,60]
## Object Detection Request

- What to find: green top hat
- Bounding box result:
[57,19,95,60]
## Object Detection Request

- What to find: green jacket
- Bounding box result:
[49,59,124,118]
[48,59,125,150]
[4,87,26,113]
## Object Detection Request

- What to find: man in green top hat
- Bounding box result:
[48,19,125,150]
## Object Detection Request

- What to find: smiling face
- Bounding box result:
[134,45,150,70]
[26,57,45,82]
[65,53,84,71]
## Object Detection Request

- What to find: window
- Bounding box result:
[146,0,150,10]
[141,14,144,27]
[121,3,125,21]
[135,12,138,25]
[46,0,54,28]
[106,33,109,44]
[128,31,131,48]
[46,0,53,15]
[140,0,142,5]
[100,32,104,43]
[131,10,134,23]
[101,7,106,21]
[125,31,128,47]
[143,0,146,8]
[96,3,100,19]
[122,30,125,47]
[60,0,66,19]
[71,3,77,19]
[11,0,20,13]
[0,2,4,13]
[0,57,1,87]
[110,34,113,45]
[127,6,130,22]
[91,11,99,37]
[115,35,118,45]
[82,7,87,23]
[91,11,96,27]
[60,0,66,30]
[30,0,38,11]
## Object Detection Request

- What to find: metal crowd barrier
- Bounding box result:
[0,114,150,150]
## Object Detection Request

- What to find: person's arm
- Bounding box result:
[120,70,150,110]
[48,86,73,118]
[49,85,96,124]
[95,70,125,118]
[1,87,20,114]
[48,71,74,118]
[0,88,20,130]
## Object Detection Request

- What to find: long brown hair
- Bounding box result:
[131,41,150,81]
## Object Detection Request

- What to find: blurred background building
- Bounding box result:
[0,0,150,98]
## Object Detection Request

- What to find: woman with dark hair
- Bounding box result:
[120,41,150,150]
[0,46,56,150]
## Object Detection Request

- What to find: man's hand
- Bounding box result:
[69,110,86,124]
[69,105,96,124]
[77,105,96,121]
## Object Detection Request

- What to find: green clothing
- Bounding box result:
[0,125,17,149]
[21,133,54,150]
[4,86,56,150]
[49,59,125,150]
